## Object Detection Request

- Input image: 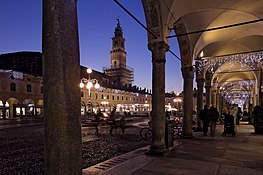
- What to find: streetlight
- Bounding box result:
[80,68,100,98]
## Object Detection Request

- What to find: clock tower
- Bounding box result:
[104,19,134,86]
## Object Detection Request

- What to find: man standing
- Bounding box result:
[209,106,219,136]
[199,105,209,136]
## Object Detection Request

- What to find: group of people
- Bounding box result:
[89,107,127,135]
[199,105,219,136]
[200,105,247,136]
[108,107,128,135]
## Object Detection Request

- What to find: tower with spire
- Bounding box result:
[104,18,134,87]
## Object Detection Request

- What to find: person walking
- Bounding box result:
[95,109,102,134]
[208,106,219,137]
[109,107,117,135]
[236,107,242,125]
[199,105,210,136]
[119,111,127,134]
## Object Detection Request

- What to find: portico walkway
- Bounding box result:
[83,123,263,175]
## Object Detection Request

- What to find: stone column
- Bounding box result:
[20,104,23,118]
[181,66,194,138]
[211,89,217,107]
[2,100,6,119]
[9,102,14,119]
[148,41,168,155]
[196,78,204,130]
[43,1,82,174]
[205,84,211,107]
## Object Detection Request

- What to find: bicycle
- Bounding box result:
[173,121,183,139]
[140,127,152,141]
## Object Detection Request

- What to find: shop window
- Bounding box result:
[27,84,32,92]
[10,83,16,91]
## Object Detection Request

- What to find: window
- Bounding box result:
[41,86,43,94]
[27,84,32,92]
[101,94,104,99]
[10,83,16,91]
[95,93,98,99]
[112,95,114,100]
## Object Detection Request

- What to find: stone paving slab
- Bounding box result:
[83,124,263,175]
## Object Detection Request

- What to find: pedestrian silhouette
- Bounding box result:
[199,105,209,136]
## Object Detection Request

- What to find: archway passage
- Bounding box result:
[142,0,263,153]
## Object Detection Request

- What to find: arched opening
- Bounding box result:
[22,98,35,117]
[36,99,44,116]
[7,98,20,118]
[0,100,9,119]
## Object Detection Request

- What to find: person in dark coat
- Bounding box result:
[109,107,117,135]
[209,106,219,136]
[199,105,209,136]
[119,111,127,134]
[236,107,242,125]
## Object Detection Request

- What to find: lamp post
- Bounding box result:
[80,68,100,99]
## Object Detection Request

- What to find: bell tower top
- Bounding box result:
[114,17,123,38]
[103,18,134,86]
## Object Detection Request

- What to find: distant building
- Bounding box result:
[103,19,134,87]
[0,21,152,119]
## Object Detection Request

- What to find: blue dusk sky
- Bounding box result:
[0,0,183,93]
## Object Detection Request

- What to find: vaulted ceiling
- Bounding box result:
[142,0,263,105]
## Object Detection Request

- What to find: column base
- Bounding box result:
[146,145,168,156]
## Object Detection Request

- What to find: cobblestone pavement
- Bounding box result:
[0,124,150,175]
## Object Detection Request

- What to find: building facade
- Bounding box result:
[0,21,152,119]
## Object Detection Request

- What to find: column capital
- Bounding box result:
[148,41,169,63]
[181,66,194,78]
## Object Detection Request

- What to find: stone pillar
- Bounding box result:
[43,1,82,174]
[211,89,217,107]
[9,103,14,119]
[205,84,211,107]
[20,104,23,118]
[148,41,168,155]
[196,78,204,130]
[2,100,6,119]
[181,66,194,138]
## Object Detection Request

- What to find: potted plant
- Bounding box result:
[252,105,263,134]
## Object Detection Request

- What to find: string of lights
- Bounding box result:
[196,50,263,74]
